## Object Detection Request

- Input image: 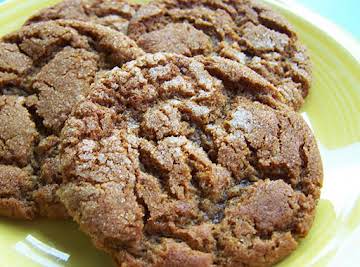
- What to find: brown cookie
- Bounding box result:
[0,96,38,219]
[0,20,144,219]
[58,53,322,267]
[26,0,140,33]
[0,95,68,219]
[128,0,311,110]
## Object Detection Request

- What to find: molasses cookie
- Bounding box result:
[0,95,68,219]
[58,53,322,266]
[26,0,140,34]
[0,19,144,219]
[128,0,311,109]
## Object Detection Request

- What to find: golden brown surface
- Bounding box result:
[0,19,143,219]
[128,0,311,110]
[26,0,140,33]
[0,96,68,219]
[0,96,37,167]
[0,1,322,266]
[59,53,322,267]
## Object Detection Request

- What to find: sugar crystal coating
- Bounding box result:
[128,0,312,110]
[59,53,322,267]
[0,19,143,219]
[26,0,140,33]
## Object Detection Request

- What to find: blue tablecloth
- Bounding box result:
[0,0,359,40]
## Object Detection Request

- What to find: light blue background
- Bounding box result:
[298,0,359,40]
[0,0,359,40]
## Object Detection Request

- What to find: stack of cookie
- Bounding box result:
[0,0,323,266]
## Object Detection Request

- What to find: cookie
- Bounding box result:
[128,0,311,110]
[0,95,38,219]
[58,53,322,266]
[26,0,139,33]
[0,95,68,219]
[0,20,144,219]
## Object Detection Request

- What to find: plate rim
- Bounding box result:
[265,0,360,62]
[0,1,359,267]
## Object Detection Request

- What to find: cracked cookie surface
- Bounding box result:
[0,19,144,219]
[59,53,322,267]
[128,0,311,110]
[26,0,140,34]
[0,95,69,219]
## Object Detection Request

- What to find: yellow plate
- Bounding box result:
[0,0,359,266]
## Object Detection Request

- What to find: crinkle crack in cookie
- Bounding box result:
[0,19,144,219]
[128,0,312,110]
[59,53,322,267]
[26,0,140,34]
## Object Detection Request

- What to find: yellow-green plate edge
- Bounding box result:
[0,0,359,266]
